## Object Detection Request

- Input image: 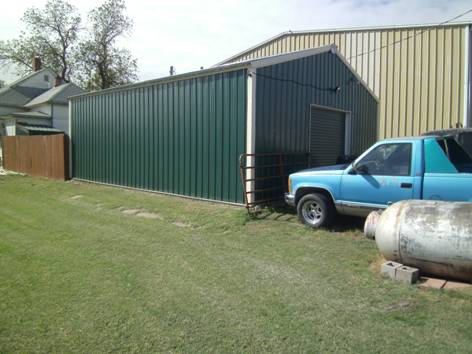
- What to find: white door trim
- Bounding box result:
[464,25,470,128]
[245,67,257,204]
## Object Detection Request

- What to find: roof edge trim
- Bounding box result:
[247,45,333,69]
[332,46,379,102]
[69,62,251,100]
[216,20,472,65]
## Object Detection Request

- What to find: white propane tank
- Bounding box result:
[370,200,472,282]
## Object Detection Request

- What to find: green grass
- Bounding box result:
[1,175,472,353]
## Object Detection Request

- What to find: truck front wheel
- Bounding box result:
[297,193,334,228]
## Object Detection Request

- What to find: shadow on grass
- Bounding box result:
[327,214,364,232]
[246,205,365,232]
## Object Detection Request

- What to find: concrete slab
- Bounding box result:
[443,281,472,289]
[418,277,447,289]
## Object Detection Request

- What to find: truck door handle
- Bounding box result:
[400,182,412,189]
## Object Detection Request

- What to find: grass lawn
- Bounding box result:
[1,175,472,353]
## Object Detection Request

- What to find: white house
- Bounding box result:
[0,58,83,137]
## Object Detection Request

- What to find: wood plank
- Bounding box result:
[1,134,68,180]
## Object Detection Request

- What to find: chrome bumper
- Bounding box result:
[284,193,295,207]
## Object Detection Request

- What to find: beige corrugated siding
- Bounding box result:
[225,24,469,139]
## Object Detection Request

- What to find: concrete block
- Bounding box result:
[395,265,420,284]
[380,261,403,280]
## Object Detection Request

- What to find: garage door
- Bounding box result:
[309,106,346,167]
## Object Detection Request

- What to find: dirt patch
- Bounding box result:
[173,221,192,228]
[70,195,83,200]
[136,211,163,220]
[120,208,163,220]
[386,300,413,312]
[121,209,141,215]
[369,255,386,273]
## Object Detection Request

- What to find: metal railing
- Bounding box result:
[239,152,309,210]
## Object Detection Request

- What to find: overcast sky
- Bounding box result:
[1,0,471,84]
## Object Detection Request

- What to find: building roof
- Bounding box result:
[0,86,45,108]
[1,68,50,89]
[25,82,83,107]
[0,68,83,118]
[0,68,55,107]
[216,21,472,65]
[16,123,62,134]
[10,111,51,119]
[70,44,377,101]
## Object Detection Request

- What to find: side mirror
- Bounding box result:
[356,164,368,174]
[349,162,368,175]
[348,163,359,175]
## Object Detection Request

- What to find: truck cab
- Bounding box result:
[285,136,472,228]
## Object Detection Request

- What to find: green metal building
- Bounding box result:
[70,45,378,204]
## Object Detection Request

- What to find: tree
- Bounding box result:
[77,0,137,90]
[0,38,38,77]
[0,0,137,90]
[0,0,81,82]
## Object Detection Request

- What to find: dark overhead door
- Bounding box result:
[309,106,346,167]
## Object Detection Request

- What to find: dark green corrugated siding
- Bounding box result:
[71,69,247,203]
[255,51,378,155]
[254,52,378,202]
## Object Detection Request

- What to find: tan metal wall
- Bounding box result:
[224,24,470,139]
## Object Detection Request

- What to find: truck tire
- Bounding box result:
[297,193,334,228]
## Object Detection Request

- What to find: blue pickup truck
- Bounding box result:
[285,135,472,228]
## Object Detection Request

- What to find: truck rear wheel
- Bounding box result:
[297,193,334,228]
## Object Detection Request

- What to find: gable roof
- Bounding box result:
[25,83,84,107]
[3,68,50,88]
[0,68,56,107]
[220,44,333,69]
[71,44,376,101]
[216,21,472,66]
[0,88,32,108]
[225,44,378,100]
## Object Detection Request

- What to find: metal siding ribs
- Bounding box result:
[71,69,247,203]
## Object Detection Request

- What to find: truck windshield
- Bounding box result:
[437,138,472,172]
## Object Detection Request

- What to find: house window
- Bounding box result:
[44,75,49,82]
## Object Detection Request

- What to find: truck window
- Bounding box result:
[458,132,472,156]
[356,143,412,176]
[440,138,472,173]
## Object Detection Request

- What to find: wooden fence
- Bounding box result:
[1,134,69,180]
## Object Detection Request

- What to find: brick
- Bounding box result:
[443,281,472,289]
[418,277,447,289]
[395,265,420,284]
[380,261,403,280]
